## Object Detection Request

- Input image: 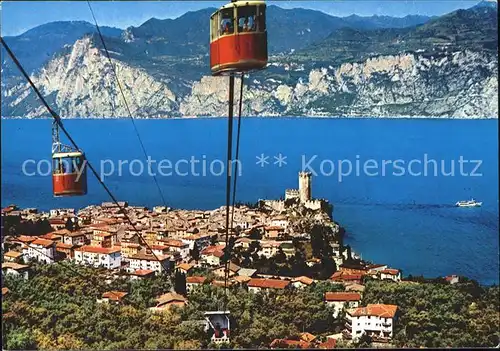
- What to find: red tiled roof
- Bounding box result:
[248,278,290,289]
[293,276,314,285]
[56,242,74,250]
[49,219,66,224]
[186,276,207,284]
[31,238,55,248]
[4,251,23,258]
[102,291,128,300]
[177,263,194,271]
[16,235,37,243]
[348,304,398,318]
[40,233,62,240]
[330,271,364,281]
[131,269,155,276]
[380,268,400,275]
[319,338,337,349]
[75,245,121,254]
[2,287,10,295]
[160,239,187,247]
[325,292,361,302]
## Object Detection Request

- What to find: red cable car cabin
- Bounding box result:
[52,151,88,197]
[210,0,268,75]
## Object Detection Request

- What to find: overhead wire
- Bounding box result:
[86,1,168,209]
[1,37,171,278]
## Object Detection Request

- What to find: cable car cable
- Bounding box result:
[230,73,245,233]
[223,73,235,302]
[1,37,170,275]
[86,1,168,209]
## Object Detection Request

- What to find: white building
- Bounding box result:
[345,304,398,341]
[157,239,190,260]
[27,238,56,264]
[257,241,281,259]
[379,269,402,282]
[1,262,31,280]
[128,253,172,274]
[325,292,362,318]
[74,246,121,269]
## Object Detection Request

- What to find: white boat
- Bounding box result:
[455,199,482,207]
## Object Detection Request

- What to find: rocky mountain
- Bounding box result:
[1,21,122,78]
[1,3,497,118]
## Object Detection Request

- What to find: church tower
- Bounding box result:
[298,172,312,203]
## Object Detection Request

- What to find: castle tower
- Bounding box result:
[298,172,312,203]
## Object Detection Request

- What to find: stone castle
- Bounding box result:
[264,172,327,212]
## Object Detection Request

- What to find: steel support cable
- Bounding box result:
[230,74,245,234]
[1,37,170,275]
[223,74,235,308]
[86,1,168,209]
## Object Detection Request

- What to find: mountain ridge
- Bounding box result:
[1,3,497,119]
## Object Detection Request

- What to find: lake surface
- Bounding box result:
[1,118,498,284]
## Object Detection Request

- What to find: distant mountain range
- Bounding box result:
[1,2,498,118]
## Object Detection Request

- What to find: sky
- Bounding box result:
[1,0,483,37]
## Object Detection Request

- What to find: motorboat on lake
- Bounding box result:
[455,199,482,207]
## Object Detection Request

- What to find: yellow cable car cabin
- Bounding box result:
[210,0,268,76]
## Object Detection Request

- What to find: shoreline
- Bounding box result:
[1,116,499,120]
[3,200,497,287]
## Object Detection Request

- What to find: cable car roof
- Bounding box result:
[52,151,85,158]
[212,0,266,17]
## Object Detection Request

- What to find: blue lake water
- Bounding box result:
[1,118,499,284]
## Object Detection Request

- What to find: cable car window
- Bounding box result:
[219,8,234,36]
[53,158,61,174]
[210,14,218,41]
[62,158,73,174]
[257,6,266,32]
[237,6,257,33]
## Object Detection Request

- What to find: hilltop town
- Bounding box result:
[1,173,480,348]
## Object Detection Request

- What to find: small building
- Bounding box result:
[97,291,128,304]
[237,268,257,278]
[1,262,31,280]
[3,250,24,263]
[444,275,460,284]
[325,292,362,318]
[247,278,291,293]
[292,276,314,289]
[150,292,187,312]
[128,253,173,275]
[129,269,155,280]
[176,263,194,275]
[330,271,364,284]
[379,269,402,282]
[55,242,75,260]
[186,276,207,293]
[264,226,286,240]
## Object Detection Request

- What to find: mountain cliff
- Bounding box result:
[1,4,497,118]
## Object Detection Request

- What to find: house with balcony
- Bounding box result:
[344,304,398,342]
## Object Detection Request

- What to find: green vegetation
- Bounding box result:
[362,280,500,348]
[2,264,498,349]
